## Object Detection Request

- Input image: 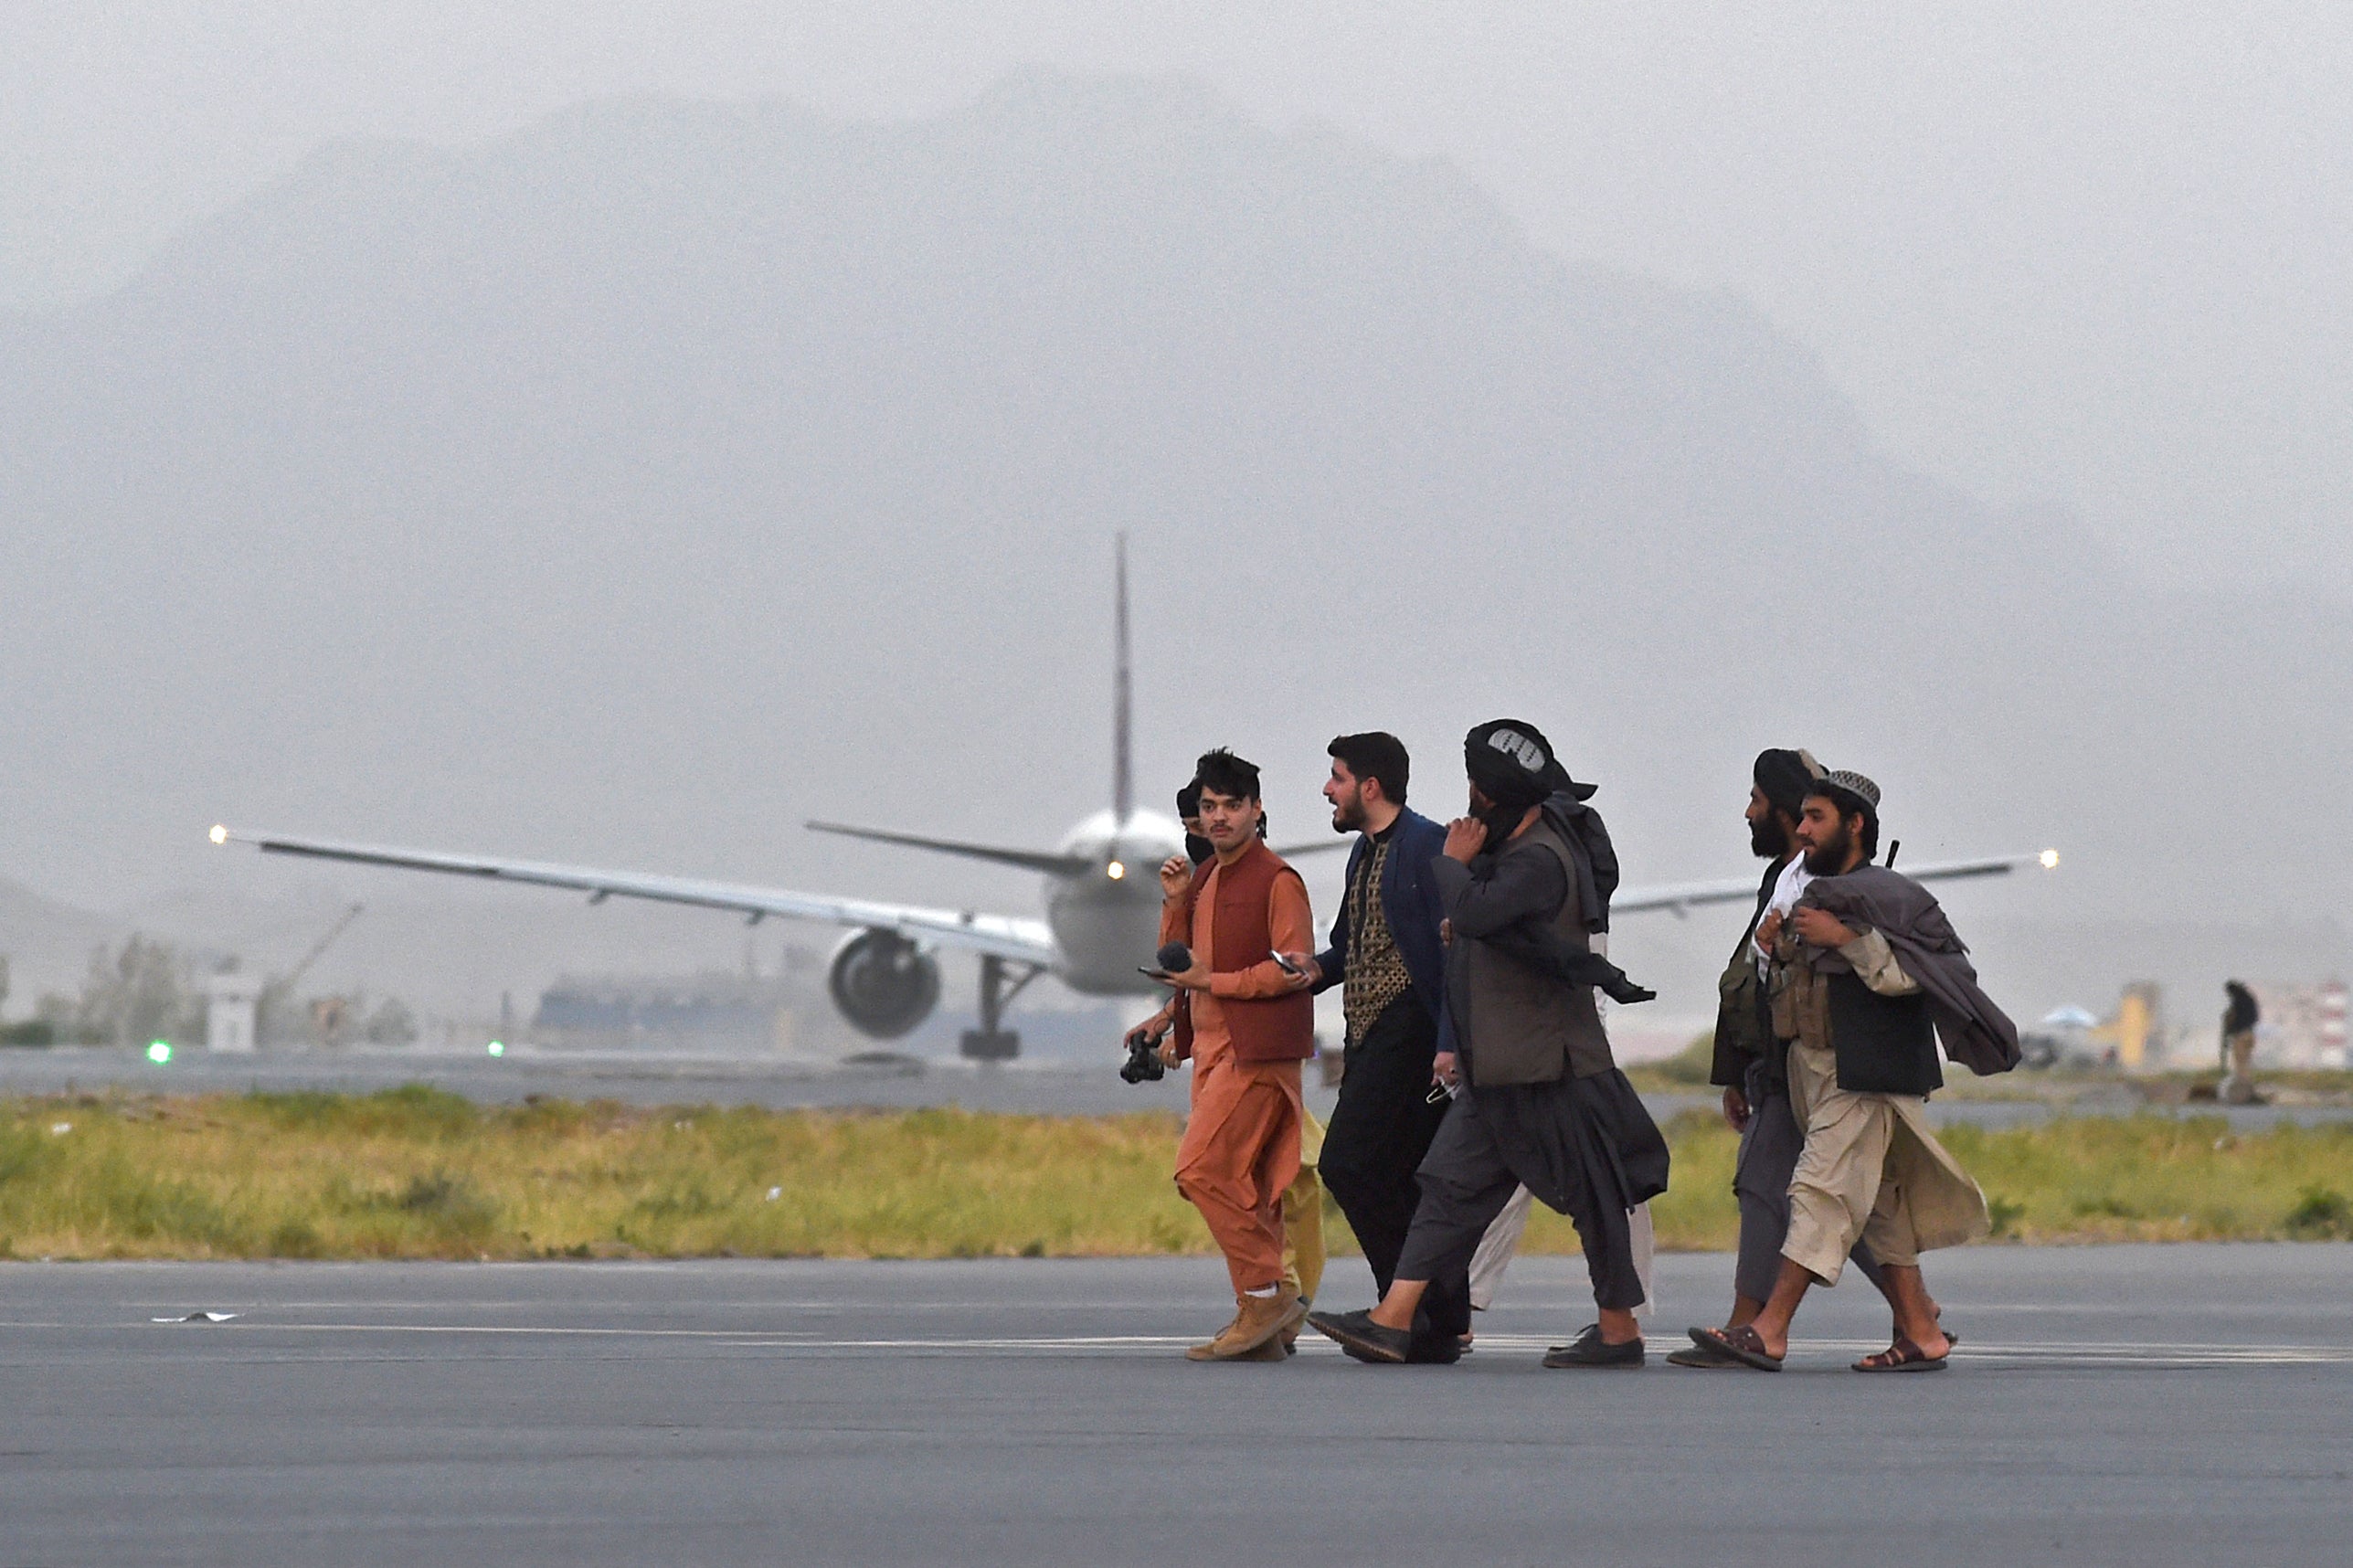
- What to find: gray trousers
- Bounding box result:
[1734,1065,1889,1303]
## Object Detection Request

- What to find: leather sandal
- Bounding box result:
[1665,1338,1744,1369]
[1852,1336,1949,1372]
[1691,1324,1784,1372]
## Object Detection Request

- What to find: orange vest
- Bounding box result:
[1177,837,1316,1065]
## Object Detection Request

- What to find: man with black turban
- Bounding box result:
[1309,721,1669,1368]
[1669,749,1903,1368]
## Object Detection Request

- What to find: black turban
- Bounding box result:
[1753,747,1820,821]
[1465,719,1590,810]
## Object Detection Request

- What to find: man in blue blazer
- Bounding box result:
[1294,733,1462,1361]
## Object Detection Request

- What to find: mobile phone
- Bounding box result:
[1139,968,1175,981]
[1269,951,1305,977]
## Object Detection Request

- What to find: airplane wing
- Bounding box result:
[1615,851,2058,917]
[805,821,1092,878]
[208,827,1059,968]
[809,820,1350,871]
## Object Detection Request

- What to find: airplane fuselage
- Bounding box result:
[1043,809,1189,995]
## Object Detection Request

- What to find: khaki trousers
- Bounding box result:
[2224,1028,2255,1075]
[1277,1109,1327,1303]
[1783,1038,1989,1283]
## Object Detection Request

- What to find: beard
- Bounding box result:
[1475,799,1531,849]
[1330,792,1366,833]
[1801,821,1855,876]
[1749,816,1790,859]
[1185,833,1215,865]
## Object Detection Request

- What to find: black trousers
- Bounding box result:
[1318,994,1465,1337]
[1395,1083,1650,1315]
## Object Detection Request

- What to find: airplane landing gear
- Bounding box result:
[961,954,1041,1062]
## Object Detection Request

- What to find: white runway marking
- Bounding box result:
[18,1317,2348,1367]
[1479,1333,2353,1368]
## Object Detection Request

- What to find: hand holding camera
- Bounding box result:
[1120,1017,1170,1083]
[1121,944,1194,1083]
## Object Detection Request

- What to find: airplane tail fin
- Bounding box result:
[1114,533,1134,825]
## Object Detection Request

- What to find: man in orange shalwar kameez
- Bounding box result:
[1157,748,1320,1361]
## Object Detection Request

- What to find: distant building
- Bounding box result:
[531,970,808,1054]
[2244,980,2350,1069]
[205,970,261,1054]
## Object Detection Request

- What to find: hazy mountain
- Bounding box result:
[0,876,123,1004]
[1,71,2338,1035]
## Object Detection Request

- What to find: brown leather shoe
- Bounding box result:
[1184,1306,1245,1361]
[1187,1286,1305,1361]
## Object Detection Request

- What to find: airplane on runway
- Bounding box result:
[210,538,2057,1060]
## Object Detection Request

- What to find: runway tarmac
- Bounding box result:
[0,1044,1212,1117]
[8,1044,2349,1128]
[5,1245,2349,1565]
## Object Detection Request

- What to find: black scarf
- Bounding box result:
[1538,790,1620,935]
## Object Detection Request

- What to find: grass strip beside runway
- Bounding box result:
[3,1088,2351,1260]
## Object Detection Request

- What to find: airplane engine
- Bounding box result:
[826,929,941,1039]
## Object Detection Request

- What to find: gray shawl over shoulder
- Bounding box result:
[1800,865,2021,1076]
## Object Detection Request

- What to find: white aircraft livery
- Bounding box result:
[211,538,2055,1059]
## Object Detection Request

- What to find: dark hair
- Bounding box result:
[1328,732,1410,805]
[1806,785,1881,863]
[1176,779,1202,819]
[1192,747,1261,804]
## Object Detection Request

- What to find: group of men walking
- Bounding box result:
[1130,726,2019,1372]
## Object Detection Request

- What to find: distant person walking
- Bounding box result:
[2221,980,2262,1105]
[1694,771,2017,1373]
[1309,721,1668,1368]
[1155,749,1320,1361]
[1668,748,1904,1368]
[1293,732,1462,1361]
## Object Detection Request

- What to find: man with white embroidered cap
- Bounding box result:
[1666,747,1907,1368]
[1693,768,2017,1373]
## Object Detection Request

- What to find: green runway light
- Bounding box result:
[146,1041,173,1065]
[486,1041,505,1057]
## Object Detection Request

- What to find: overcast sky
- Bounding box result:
[5,4,2346,595]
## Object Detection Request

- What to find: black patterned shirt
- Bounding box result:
[1342,829,1414,1045]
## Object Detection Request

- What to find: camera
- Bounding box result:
[1120,1022,1167,1084]
[1119,943,1192,1083]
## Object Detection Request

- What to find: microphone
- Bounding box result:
[1156,942,1192,973]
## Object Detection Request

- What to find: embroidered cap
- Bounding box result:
[1809,768,1882,821]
